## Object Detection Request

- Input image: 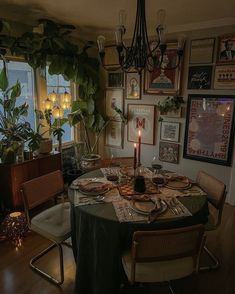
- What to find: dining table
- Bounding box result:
[69,168,209,294]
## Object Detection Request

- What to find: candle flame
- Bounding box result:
[138,130,141,136]
[134,143,137,148]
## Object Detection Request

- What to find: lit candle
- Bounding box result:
[134,143,137,170]
[138,130,141,166]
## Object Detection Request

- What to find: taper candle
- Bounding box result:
[138,130,141,166]
[134,143,137,170]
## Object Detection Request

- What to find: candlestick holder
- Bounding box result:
[134,165,146,193]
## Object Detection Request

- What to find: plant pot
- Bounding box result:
[80,154,101,172]
[39,139,52,154]
[24,151,33,161]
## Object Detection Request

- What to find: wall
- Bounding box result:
[101,25,235,205]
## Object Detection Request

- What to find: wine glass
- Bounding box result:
[151,156,162,171]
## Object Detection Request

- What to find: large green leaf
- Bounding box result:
[87,98,95,115]
[85,114,95,129]
[0,67,8,91]
[10,81,21,99]
[71,100,87,112]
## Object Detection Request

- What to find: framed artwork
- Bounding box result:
[189,38,215,64]
[217,35,235,64]
[183,94,235,166]
[160,122,180,142]
[125,72,141,99]
[106,70,124,88]
[105,120,123,148]
[214,65,235,89]
[103,45,119,68]
[188,65,213,89]
[144,42,182,95]
[105,89,124,120]
[127,104,156,145]
[159,141,179,164]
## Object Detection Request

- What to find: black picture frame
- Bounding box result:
[187,66,213,89]
[183,94,235,166]
[106,71,124,88]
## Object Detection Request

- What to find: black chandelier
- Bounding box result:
[97,0,185,74]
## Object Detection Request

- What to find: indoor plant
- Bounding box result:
[157,95,184,121]
[0,53,37,163]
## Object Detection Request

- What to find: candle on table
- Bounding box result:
[133,143,137,170]
[138,130,141,166]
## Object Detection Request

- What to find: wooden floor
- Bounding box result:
[0,203,235,294]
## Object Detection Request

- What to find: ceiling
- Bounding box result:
[0,0,235,41]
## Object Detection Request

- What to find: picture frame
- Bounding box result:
[188,65,213,89]
[106,70,124,88]
[160,122,180,142]
[103,45,119,68]
[125,72,141,99]
[183,94,235,166]
[105,120,124,148]
[189,38,215,64]
[217,35,235,64]
[144,42,182,95]
[159,141,179,164]
[214,65,235,90]
[105,89,124,120]
[127,104,156,145]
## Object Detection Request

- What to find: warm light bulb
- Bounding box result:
[53,106,63,118]
[61,91,71,103]
[48,90,57,102]
[97,35,106,52]
[44,97,53,110]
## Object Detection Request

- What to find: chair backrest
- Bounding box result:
[130,225,205,284]
[101,157,134,168]
[196,171,226,210]
[21,170,64,211]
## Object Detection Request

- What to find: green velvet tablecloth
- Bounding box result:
[69,170,209,294]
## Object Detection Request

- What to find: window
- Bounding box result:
[46,68,74,144]
[0,60,36,130]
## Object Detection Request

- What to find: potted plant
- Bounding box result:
[0,53,37,164]
[157,96,184,121]
[69,100,127,171]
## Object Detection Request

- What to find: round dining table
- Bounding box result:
[69,169,209,294]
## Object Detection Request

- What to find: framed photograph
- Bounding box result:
[189,38,215,64]
[183,94,235,166]
[106,70,124,88]
[105,120,123,148]
[105,89,124,120]
[160,122,180,142]
[144,42,182,95]
[125,72,141,99]
[103,45,119,68]
[188,65,213,89]
[217,35,235,64]
[159,141,179,164]
[127,104,156,145]
[214,65,235,89]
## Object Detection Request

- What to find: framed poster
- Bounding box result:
[125,72,141,99]
[183,94,235,166]
[160,122,180,142]
[144,42,182,95]
[105,120,123,148]
[103,45,119,68]
[189,38,215,64]
[159,141,179,164]
[188,65,213,89]
[105,89,124,120]
[217,35,235,64]
[127,104,156,145]
[106,70,124,88]
[214,65,235,89]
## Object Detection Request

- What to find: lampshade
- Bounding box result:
[61,91,71,104]
[2,211,28,247]
[52,106,64,119]
[48,90,57,103]
[44,97,53,110]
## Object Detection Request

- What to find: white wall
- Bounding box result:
[101,25,235,205]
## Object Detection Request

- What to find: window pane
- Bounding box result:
[46,67,74,144]
[0,60,36,131]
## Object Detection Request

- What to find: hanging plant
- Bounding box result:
[157,96,184,121]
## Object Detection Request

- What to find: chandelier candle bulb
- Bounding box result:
[138,130,141,166]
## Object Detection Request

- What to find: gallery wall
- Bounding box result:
[100,25,235,205]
